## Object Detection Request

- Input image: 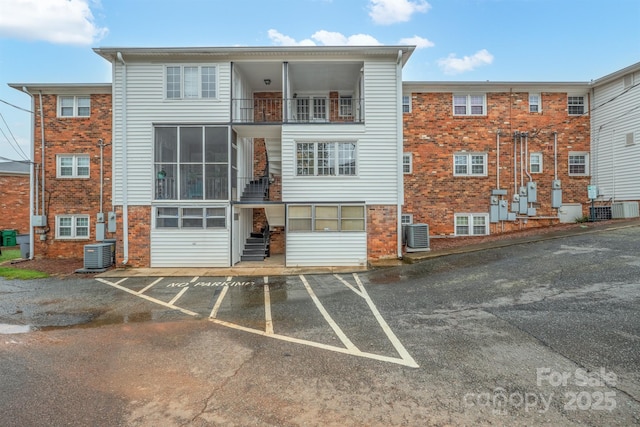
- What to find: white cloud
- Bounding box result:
[398,35,434,49]
[369,0,431,25]
[0,0,108,45]
[437,49,494,75]
[268,29,381,46]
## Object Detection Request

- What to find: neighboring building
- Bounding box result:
[9,46,638,267]
[90,46,413,267]
[8,84,113,259]
[402,82,592,236]
[0,161,30,235]
[590,62,640,208]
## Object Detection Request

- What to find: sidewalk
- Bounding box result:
[99,218,640,278]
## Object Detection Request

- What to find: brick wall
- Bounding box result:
[113,205,151,267]
[367,205,398,261]
[403,91,591,236]
[31,93,112,259]
[0,174,30,236]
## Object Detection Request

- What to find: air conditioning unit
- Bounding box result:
[611,202,639,219]
[405,224,430,252]
[84,243,113,269]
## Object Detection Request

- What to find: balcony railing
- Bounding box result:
[232,97,364,124]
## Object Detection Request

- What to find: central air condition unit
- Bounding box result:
[84,243,113,269]
[405,223,430,252]
[611,202,639,219]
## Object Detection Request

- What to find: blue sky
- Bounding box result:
[0,0,639,161]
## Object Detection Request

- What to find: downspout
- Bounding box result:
[396,49,404,259]
[520,132,524,188]
[513,132,518,194]
[37,92,45,223]
[117,52,129,265]
[524,132,532,182]
[553,131,558,181]
[22,86,35,259]
[496,129,500,188]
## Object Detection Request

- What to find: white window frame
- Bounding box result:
[339,95,353,117]
[402,95,411,113]
[287,204,365,233]
[58,95,90,117]
[55,215,90,239]
[529,152,543,174]
[401,214,413,225]
[165,65,218,100]
[453,94,486,116]
[154,206,227,229]
[454,213,489,236]
[568,152,589,176]
[56,154,90,178]
[453,153,487,176]
[403,152,413,174]
[295,141,357,176]
[568,95,587,116]
[529,93,541,113]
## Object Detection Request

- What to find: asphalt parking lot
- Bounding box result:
[1,221,639,426]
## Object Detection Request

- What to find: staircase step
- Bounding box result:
[241,255,266,261]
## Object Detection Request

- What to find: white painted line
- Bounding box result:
[333,274,363,297]
[209,285,229,319]
[300,275,358,352]
[226,276,232,281]
[169,287,189,306]
[138,277,163,295]
[264,284,274,335]
[191,276,199,283]
[353,273,419,368]
[95,278,198,317]
[208,317,418,368]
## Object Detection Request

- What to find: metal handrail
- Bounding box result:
[231,97,364,123]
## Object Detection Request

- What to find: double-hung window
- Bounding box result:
[568,95,587,115]
[56,215,90,239]
[295,96,327,122]
[296,142,357,176]
[339,96,353,117]
[453,94,486,116]
[288,204,365,232]
[154,126,229,200]
[403,153,412,174]
[453,153,487,176]
[530,152,543,173]
[568,152,589,176]
[529,94,541,113]
[455,214,489,236]
[402,95,411,113]
[57,154,90,178]
[166,65,218,99]
[58,96,90,117]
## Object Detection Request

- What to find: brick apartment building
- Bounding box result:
[0,161,30,236]
[8,48,639,267]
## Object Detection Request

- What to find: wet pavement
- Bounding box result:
[1,221,639,426]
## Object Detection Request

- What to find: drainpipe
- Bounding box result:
[524,132,532,182]
[396,49,404,259]
[496,129,501,188]
[513,132,518,194]
[37,92,45,223]
[520,132,524,188]
[22,86,35,259]
[553,131,558,181]
[117,52,129,265]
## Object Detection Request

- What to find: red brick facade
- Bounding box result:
[367,205,399,260]
[0,174,30,236]
[113,205,151,267]
[403,90,591,237]
[30,91,112,259]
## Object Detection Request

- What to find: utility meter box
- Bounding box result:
[527,181,538,203]
[499,200,509,220]
[32,215,47,227]
[519,196,529,214]
[551,189,563,208]
[107,211,117,233]
[490,205,499,223]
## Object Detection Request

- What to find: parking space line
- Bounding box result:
[191,276,199,282]
[138,277,163,295]
[333,274,363,297]
[353,273,419,368]
[300,274,358,352]
[95,278,199,317]
[209,285,229,319]
[264,284,274,335]
[169,287,189,306]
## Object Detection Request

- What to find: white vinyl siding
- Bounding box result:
[591,69,640,200]
[112,61,231,205]
[286,233,367,267]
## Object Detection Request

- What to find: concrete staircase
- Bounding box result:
[240,231,270,261]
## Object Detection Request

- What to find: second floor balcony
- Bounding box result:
[232,96,364,124]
